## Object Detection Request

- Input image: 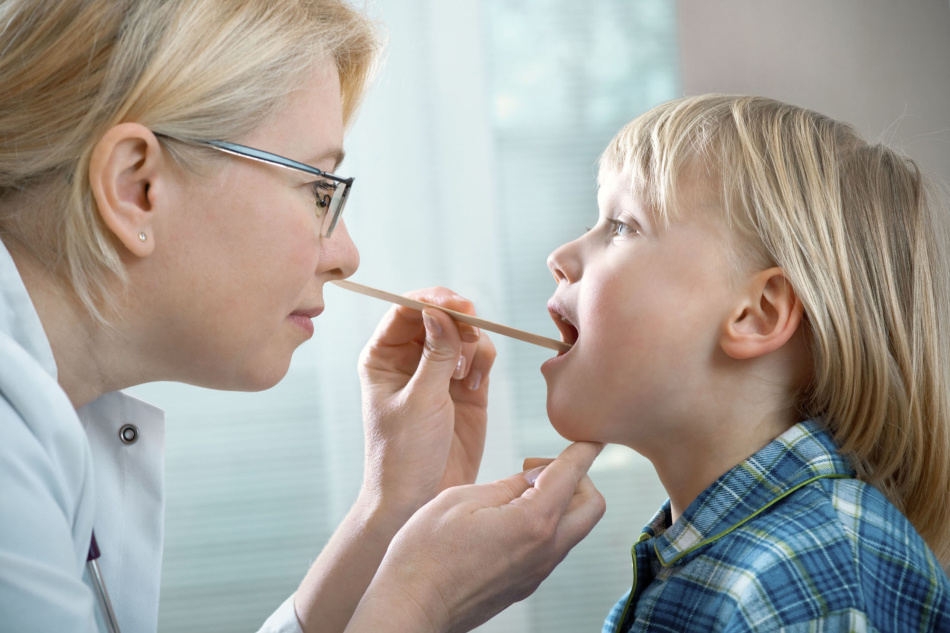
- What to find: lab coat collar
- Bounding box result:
[0,238,58,380]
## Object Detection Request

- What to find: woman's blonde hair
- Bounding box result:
[0,0,380,318]
[601,95,950,565]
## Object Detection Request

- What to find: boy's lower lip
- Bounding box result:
[540,343,574,372]
[287,314,315,337]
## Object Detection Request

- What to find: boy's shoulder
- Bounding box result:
[606,422,950,633]
[714,475,950,629]
[730,472,934,569]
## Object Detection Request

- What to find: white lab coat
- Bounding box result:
[0,238,301,633]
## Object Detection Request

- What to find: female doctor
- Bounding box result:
[0,1,606,632]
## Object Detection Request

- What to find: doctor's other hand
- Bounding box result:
[346,442,607,633]
[357,287,496,517]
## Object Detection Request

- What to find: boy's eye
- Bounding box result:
[608,219,638,238]
[309,178,338,216]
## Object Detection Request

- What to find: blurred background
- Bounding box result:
[128,1,950,631]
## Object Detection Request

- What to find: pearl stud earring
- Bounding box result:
[138,232,147,242]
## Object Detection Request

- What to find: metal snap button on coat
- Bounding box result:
[119,424,138,445]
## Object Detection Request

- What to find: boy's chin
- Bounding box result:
[547,402,602,443]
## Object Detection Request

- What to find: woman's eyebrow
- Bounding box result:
[306,147,346,170]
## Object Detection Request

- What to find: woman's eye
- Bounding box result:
[309,179,337,213]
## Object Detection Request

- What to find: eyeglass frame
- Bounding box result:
[155,134,353,238]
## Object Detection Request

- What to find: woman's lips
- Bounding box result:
[288,307,323,337]
[287,314,314,336]
[292,307,325,319]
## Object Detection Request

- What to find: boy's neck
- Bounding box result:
[650,408,798,525]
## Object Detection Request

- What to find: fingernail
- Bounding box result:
[467,370,482,391]
[422,310,442,336]
[454,355,466,380]
[523,465,546,486]
[452,294,471,304]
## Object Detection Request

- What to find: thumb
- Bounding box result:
[453,471,534,510]
[407,308,462,393]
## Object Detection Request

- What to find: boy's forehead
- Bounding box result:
[597,170,637,207]
[597,167,721,227]
[596,170,656,223]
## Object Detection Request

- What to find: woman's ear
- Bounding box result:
[720,267,804,360]
[88,123,166,258]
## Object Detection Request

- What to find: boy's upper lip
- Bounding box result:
[547,298,579,345]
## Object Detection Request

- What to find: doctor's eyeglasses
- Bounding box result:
[156,135,353,238]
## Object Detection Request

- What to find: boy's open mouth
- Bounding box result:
[547,302,579,355]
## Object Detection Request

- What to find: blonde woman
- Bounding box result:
[540,95,950,630]
[0,1,605,632]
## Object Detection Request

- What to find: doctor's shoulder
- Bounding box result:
[0,332,99,631]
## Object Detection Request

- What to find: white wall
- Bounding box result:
[677,0,950,184]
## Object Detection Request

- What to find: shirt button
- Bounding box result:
[119,424,138,445]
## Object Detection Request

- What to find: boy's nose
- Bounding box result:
[547,239,581,285]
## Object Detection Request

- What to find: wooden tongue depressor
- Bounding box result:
[330,279,572,353]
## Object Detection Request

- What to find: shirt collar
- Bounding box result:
[649,420,855,566]
[0,238,58,380]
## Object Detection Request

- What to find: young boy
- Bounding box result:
[541,95,950,631]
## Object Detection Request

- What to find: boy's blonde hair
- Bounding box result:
[0,0,380,319]
[601,95,950,565]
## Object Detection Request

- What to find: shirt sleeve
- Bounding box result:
[0,391,99,633]
[257,593,305,633]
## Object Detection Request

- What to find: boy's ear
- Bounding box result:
[720,267,804,360]
[88,123,166,258]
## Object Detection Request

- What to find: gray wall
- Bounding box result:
[677,0,950,184]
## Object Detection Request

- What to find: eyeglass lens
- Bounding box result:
[321,182,349,237]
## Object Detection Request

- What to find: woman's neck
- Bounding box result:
[10,248,137,409]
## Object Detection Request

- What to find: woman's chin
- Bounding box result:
[197,356,291,393]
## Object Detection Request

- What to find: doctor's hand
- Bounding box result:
[345,442,607,633]
[357,287,496,517]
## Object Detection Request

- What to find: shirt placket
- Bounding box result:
[613,533,659,633]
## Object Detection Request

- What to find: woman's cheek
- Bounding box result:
[273,229,321,292]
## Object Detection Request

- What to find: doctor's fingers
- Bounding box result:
[450,332,496,397]
[454,471,604,581]
[364,287,479,348]
[407,289,483,381]
[360,306,462,382]
[552,472,606,554]
[440,444,603,534]
[515,442,604,518]
[522,457,556,472]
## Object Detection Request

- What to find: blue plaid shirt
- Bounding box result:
[603,420,950,632]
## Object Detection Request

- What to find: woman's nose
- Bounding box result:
[321,219,360,279]
[547,238,582,285]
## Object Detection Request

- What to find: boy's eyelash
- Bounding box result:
[584,219,641,237]
[607,219,639,237]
